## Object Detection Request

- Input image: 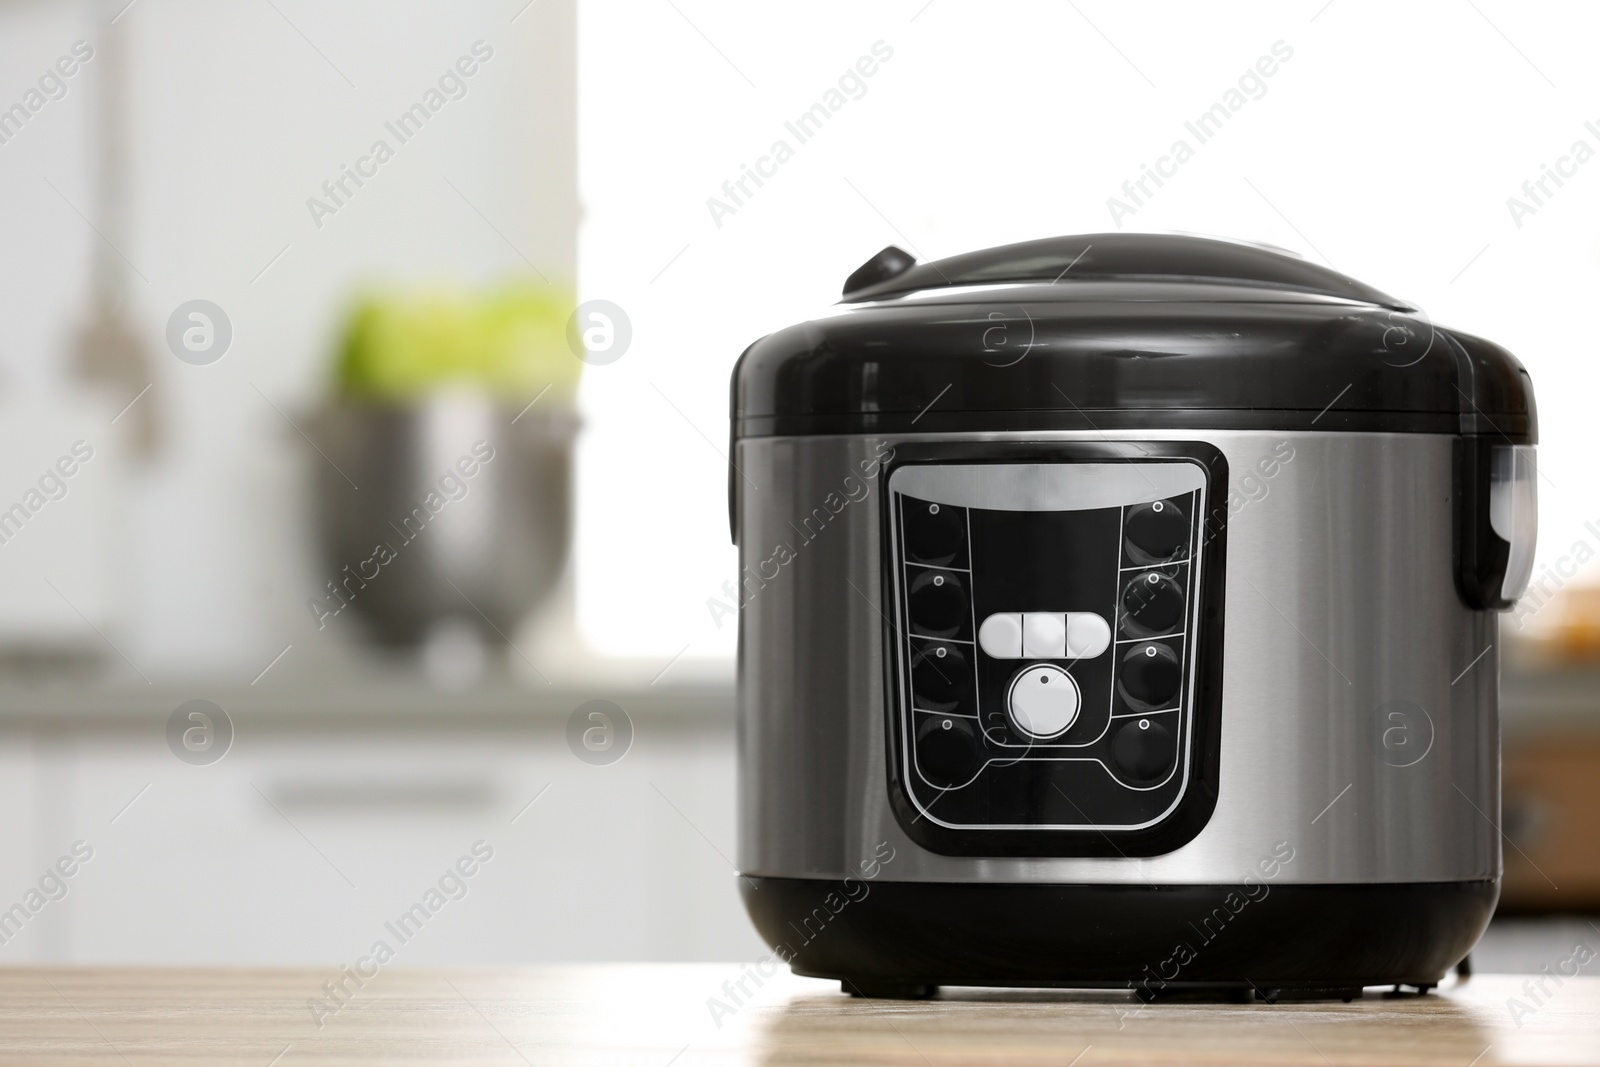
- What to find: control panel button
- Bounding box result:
[904,501,965,566]
[1007,664,1080,739]
[977,613,1023,658]
[911,644,968,710]
[916,715,983,789]
[1119,642,1182,709]
[1125,499,1189,561]
[1112,717,1176,781]
[980,612,1111,659]
[1021,613,1066,658]
[908,570,967,638]
[1064,612,1111,658]
[1121,571,1184,634]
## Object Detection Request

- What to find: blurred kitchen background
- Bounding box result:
[0,0,1597,969]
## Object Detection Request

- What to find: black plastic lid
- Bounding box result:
[731,234,1536,441]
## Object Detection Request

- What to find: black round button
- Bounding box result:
[916,715,983,789]
[1121,572,1184,634]
[1112,718,1176,782]
[1125,500,1189,562]
[912,645,968,710]
[908,570,967,637]
[904,502,965,566]
[1119,643,1182,709]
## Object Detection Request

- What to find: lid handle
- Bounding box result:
[843,246,916,296]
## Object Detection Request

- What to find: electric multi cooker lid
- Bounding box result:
[729,233,1540,609]
[730,233,1536,442]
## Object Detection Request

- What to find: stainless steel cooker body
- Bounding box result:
[735,429,1497,887]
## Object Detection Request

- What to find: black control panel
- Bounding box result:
[882,447,1227,857]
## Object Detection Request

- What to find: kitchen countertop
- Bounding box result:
[2,966,1596,1065]
[0,674,733,733]
[2,649,1594,734]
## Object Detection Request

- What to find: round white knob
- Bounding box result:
[1007,664,1080,739]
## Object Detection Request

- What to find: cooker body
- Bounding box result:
[735,429,1498,993]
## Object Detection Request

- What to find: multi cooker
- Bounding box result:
[729,234,1538,1000]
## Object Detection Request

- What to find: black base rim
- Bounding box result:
[741,877,1496,997]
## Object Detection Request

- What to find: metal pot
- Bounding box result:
[307,393,577,646]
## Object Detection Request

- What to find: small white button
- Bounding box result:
[1022,613,1067,658]
[978,613,1023,658]
[1008,664,1080,738]
[1064,612,1112,659]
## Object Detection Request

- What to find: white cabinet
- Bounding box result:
[0,707,764,966]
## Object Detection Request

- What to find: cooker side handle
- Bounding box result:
[729,337,766,546]
[728,369,740,546]
[1454,436,1538,611]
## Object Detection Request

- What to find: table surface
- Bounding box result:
[0,966,1596,1066]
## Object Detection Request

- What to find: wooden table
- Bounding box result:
[0,966,1596,1065]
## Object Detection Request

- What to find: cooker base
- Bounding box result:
[741,876,1496,1000]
